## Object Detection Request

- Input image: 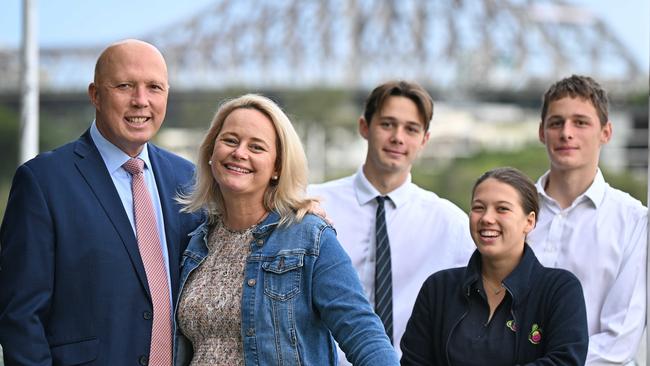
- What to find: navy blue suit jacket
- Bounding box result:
[0,130,201,365]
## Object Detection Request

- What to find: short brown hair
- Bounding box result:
[472,167,539,221]
[363,80,434,131]
[541,75,609,126]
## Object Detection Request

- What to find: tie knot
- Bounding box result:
[376,196,389,206]
[123,158,145,175]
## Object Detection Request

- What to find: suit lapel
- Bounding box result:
[148,144,182,301]
[73,130,150,294]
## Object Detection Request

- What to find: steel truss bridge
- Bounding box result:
[0,0,645,92]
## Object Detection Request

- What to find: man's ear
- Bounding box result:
[422,131,430,146]
[538,122,546,145]
[88,83,99,109]
[600,121,612,145]
[358,117,370,140]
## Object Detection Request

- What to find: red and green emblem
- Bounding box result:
[528,323,542,344]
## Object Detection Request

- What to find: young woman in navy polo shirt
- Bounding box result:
[401,167,588,366]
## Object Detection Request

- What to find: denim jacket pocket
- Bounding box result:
[262,253,304,301]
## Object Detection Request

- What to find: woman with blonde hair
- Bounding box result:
[174,94,398,366]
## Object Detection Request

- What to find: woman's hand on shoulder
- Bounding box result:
[305,198,333,225]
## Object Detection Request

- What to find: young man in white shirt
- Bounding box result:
[527,75,647,365]
[309,80,475,363]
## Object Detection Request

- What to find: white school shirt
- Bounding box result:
[527,169,647,365]
[308,167,475,363]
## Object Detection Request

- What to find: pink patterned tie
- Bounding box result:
[123,158,172,366]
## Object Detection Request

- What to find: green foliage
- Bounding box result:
[0,182,9,223]
[277,88,357,127]
[165,88,356,130]
[602,169,648,206]
[0,105,19,221]
[412,145,548,211]
[39,100,95,151]
[412,145,647,212]
[0,111,18,169]
[166,89,249,129]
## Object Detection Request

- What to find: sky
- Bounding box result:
[0,0,648,70]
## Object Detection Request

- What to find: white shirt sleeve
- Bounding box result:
[586,212,647,365]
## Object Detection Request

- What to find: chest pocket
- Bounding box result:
[262,253,304,301]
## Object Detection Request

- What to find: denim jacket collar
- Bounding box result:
[189,211,282,239]
[252,211,281,239]
[188,221,208,238]
[462,244,542,308]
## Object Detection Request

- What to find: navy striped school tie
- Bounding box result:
[375,195,393,343]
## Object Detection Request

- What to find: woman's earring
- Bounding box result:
[208,160,212,165]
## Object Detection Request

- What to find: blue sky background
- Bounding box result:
[0,0,648,70]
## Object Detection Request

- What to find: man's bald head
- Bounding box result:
[88,39,169,157]
[94,39,168,86]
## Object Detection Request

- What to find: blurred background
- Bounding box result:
[0,0,648,362]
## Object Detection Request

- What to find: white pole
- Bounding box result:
[646,95,649,366]
[19,0,39,164]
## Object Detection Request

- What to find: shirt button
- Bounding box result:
[143,311,152,320]
[246,328,255,336]
[247,278,256,286]
[256,239,264,246]
[139,355,149,365]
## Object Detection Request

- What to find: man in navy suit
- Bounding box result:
[0,39,200,365]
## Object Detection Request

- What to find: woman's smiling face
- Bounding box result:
[469,178,535,261]
[210,107,278,202]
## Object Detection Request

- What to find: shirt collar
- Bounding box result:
[463,244,542,305]
[352,166,412,208]
[535,168,606,209]
[90,120,152,174]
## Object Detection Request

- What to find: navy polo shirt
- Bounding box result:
[448,281,516,366]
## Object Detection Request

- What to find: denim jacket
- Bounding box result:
[174,211,398,366]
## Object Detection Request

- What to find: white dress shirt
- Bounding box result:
[527,169,647,366]
[308,167,475,363]
[90,122,172,301]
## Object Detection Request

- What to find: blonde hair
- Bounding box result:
[179,94,316,226]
